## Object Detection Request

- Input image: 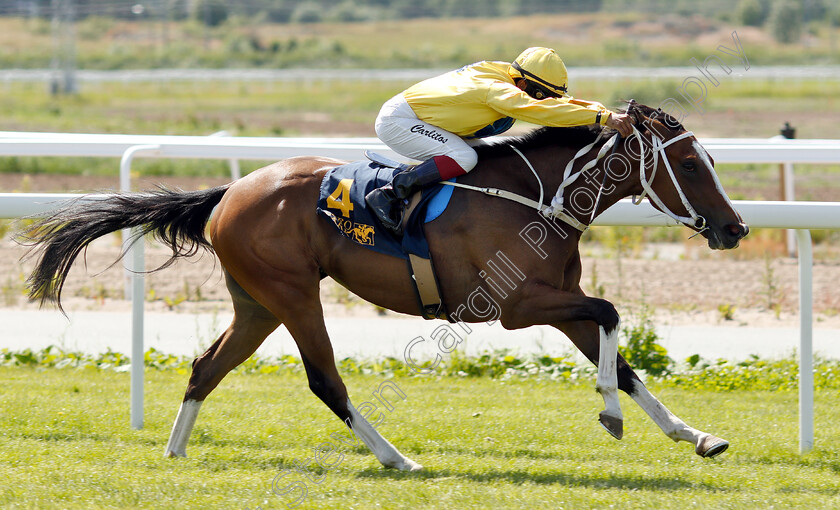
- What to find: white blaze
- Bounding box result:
[692,140,736,210]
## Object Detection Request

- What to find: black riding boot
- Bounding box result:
[365,157,443,235]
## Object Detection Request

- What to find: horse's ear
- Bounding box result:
[625,99,644,126]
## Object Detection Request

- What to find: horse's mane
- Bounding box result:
[628,102,686,132]
[474,102,686,160]
[475,124,604,160]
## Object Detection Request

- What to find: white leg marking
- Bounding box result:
[347,401,422,471]
[596,324,622,420]
[629,385,703,444]
[630,383,728,457]
[164,399,202,458]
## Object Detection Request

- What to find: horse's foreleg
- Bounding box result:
[506,283,622,438]
[628,384,729,458]
[556,320,728,458]
[165,278,281,458]
[596,322,623,439]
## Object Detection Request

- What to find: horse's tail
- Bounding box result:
[18,184,232,311]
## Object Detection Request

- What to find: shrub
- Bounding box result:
[191,0,229,27]
[736,0,767,27]
[291,2,323,24]
[769,0,803,44]
[619,305,673,376]
[327,2,375,22]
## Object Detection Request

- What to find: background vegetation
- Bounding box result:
[5,0,835,30]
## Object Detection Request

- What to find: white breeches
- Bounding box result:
[374,94,480,172]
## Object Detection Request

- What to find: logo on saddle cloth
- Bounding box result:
[323,177,376,246]
[325,210,376,246]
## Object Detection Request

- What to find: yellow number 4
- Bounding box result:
[327,178,355,218]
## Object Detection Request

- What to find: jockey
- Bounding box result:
[366,46,634,234]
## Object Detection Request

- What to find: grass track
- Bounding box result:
[2,367,840,509]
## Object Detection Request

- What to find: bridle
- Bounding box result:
[441,119,708,234]
[546,126,706,231]
[629,127,707,231]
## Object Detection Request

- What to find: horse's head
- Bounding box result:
[624,103,749,250]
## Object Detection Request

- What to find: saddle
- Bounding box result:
[316,153,455,320]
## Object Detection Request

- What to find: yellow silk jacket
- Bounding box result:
[402,60,613,138]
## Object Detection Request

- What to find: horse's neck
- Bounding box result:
[528,140,642,225]
[468,138,642,227]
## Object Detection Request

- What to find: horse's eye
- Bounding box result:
[682,161,696,172]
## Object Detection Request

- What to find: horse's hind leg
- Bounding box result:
[556,320,729,458]
[164,271,281,457]
[237,262,422,471]
[281,301,422,471]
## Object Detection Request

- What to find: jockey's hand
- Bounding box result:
[606,113,633,137]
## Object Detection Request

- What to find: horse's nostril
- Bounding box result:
[726,223,749,238]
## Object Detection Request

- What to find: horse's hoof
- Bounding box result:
[696,434,729,458]
[598,412,623,440]
[403,459,424,472]
[164,449,186,458]
[386,457,423,471]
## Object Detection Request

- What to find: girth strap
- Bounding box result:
[403,190,449,321]
[408,253,449,321]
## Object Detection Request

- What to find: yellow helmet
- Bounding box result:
[511,47,568,98]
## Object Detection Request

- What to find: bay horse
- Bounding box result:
[20,103,748,471]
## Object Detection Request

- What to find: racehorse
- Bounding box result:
[19,103,748,471]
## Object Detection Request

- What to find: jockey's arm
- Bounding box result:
[486,83,613,128]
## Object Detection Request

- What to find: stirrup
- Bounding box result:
[375,204,405,236]
[382,209,406,236]
[365,187,405,235]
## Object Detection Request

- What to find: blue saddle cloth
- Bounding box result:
[316,160,454,259]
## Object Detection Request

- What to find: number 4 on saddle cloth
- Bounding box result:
[316,157,455,320]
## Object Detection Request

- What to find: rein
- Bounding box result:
[442,126,707,233]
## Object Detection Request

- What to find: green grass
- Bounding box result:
[2,365,840,509]
[5,77,840,138]
[0,78,405,184]
[0,79,399,137]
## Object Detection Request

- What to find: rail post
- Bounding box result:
[780,122,796,257]
[119,144,160,430]
[796,229,814,453]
